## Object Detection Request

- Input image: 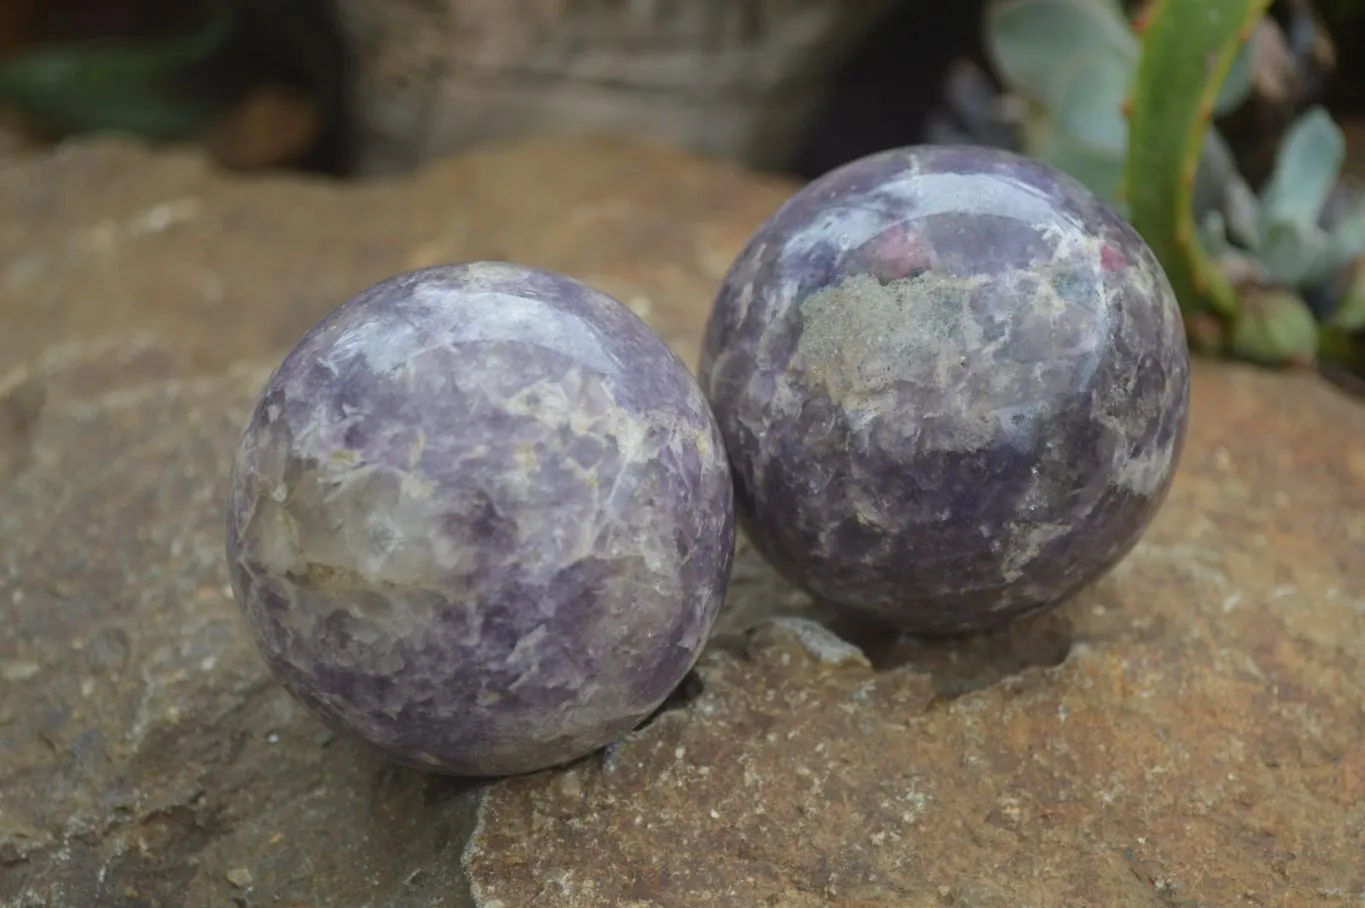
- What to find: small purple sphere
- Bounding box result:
[226,262,735,776]
[699,145,1190,635]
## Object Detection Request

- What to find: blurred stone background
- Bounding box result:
[4,0,1365,180]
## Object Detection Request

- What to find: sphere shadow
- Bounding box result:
[632,668,706,732]
[719,535,1079,700]
[825,606,1077,699]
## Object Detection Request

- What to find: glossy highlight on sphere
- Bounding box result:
[699,145,1190,635]
[226,262,735,776]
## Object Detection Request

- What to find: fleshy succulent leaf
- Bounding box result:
[1021,112,1127,206]
[1258,106,1345,234]
[1329,262,1365,331]
[1051,51,1131,155]
[1200,210,1233,257]
[985,0,1136,109]
[1258,220,1319,287]
[1194,130,1262,246]
[1230,289,1320,364]
[1213,28,1258,116]
[1319,204,1365,270]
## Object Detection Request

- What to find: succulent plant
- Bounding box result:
[983,0,1256,209]
[983,0,1136,204]
[1199,106,1365,361]
[984,0,1365,370]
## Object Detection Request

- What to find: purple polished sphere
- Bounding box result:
[699,146,1189,635]
[226,262,735,776]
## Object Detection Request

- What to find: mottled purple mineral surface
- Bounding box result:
[226,263,735,776]
[699,145,1189,635]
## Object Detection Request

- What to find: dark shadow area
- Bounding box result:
[228,0,356,175]
[633,669,705,732]
[353,755,483,908]
[790,0,987,180]
[826,606,1076,699]
[0,0,357,175]
[1319,2,1365,116]
[418,769,488,809]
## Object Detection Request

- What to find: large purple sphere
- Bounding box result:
[226,262,735,776]
[699,146,1189,635]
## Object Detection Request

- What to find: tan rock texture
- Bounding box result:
[471,360,1365,905]
[1,136,1362,908]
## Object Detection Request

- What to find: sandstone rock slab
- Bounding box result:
[1,136,1363,908]
[0,135,790,908]
[471,361,1365,906]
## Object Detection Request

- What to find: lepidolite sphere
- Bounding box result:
[699,145,1189,635]
[226,262,735,776]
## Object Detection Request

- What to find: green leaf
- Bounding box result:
[1200,210,1232,256]
[1329,263,1365,331]
[985,0,1136,109]
[1230,290,1320,364]
[1213,26,1257,117]
[1195,130,1261,247]
[1122,0,1272,320]
[1051,51,1131,156]
[1020,111,1127,207]
[1321,206,1365,271]
[0,0,235,140]
[1258,220,1319,287]
[1258,106,1345,234]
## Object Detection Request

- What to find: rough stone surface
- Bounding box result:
[700,144,1191,634]
[0,135,788,908]
[1,136,1363,908]
[226,262,734,776]
[468,361,1365,908]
